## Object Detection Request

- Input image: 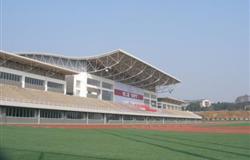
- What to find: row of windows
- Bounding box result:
[40,110,62,118]
[144,98,181,110]
[88,113,103,119]
[107,114,121,120]
[87,78,113,89]
[134,116,145,121]
[86,87,113,101]
[40,110,88,119]
[4,107,189,121]
[123,115,134,120]
[106,115,145,121]
[144,92,157,99]
[47,81,64,89]
[66,112,86,119]
[25,77,44,86]
[159,103,181,110]
[102,90,113,101]
[0,72,63,90]
[5,107,89,119]
[6,107,35,118]
[151,94,157,99]
[87,78,100,87]
[0,72,21,82]
[148,117,162,121]
[102,82,113,89]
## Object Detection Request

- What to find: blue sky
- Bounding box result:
[1,0,249,102]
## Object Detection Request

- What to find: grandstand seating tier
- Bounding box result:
[0,84,200,119]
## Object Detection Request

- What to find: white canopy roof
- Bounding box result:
[20,49,180,91]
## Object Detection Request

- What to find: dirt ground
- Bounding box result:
[6,123,250,134]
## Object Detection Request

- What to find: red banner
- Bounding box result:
[114,89,143,100]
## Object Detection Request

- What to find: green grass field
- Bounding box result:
[0,126,250,160]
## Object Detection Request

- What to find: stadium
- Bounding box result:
[0,49,201,125]
[1,49,250,160]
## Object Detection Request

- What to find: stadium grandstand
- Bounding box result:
[0,49,201,124]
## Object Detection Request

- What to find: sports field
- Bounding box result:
[0,124,250,160]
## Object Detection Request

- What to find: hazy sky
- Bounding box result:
[1,0,249,102]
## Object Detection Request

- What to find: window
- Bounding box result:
[163,104,167,109]
[144,99,150,105]
[157,103,162,109]
[144,92,150,98]
[87,87,100,98]
[134,116,145,121]
[151,100,156,108]
[47,81,63,89]
[102,82,113,89]
[107,114,120,121]
[87,78,100,87]
[123,115,133,120]
[6,107,35,118]
[25,77,44,86]
[167,105,171,109]
[151,94,157,99]
[88,113,103,120]
[0,72,21,82]
[40,110,62,118]
[102,90,113,101]
[171,105,175,110]
[76,80,81,88]
[66,112,85,119]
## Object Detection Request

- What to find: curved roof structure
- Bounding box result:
[0,50,78,75]
[20,49,180,91]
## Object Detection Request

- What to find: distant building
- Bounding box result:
[183,99,212,108]
[200,99,212,108]
[235,95,250,103]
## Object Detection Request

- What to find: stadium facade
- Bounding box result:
[0,49,201,124]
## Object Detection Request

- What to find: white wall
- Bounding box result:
[74,72,88,97]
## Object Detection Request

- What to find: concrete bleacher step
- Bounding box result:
[0,84,200,119]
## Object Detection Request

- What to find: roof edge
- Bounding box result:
[0,50,79,75]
